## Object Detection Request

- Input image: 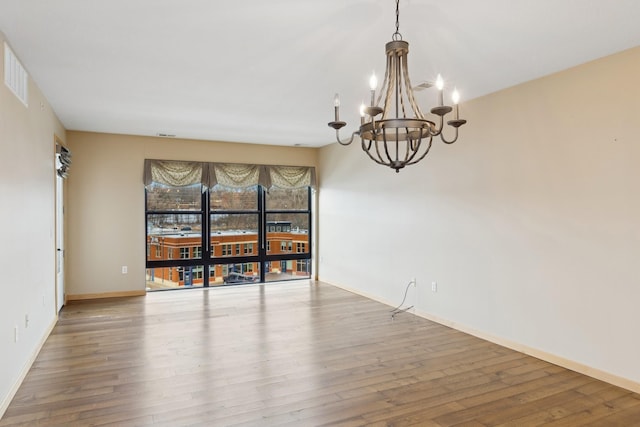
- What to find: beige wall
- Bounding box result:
[318,46,640,390]
[0,33,66,414]
[65,132,318,296]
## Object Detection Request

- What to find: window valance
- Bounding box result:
[144,159,315,190]
[143,160,206,187]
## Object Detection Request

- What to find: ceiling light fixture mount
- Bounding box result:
[328,0,467,173]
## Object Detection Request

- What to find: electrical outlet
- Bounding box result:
[121,266,128,274]
[431,281,438,292]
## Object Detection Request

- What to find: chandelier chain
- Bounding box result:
[393,0,402,41]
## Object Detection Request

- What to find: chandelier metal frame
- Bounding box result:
[328,0,467,173]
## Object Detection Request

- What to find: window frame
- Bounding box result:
[146,181,312,288]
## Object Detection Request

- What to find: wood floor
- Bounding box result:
[2,281,639,426]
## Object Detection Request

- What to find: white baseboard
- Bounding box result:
[66,290,146,301]
[0,317,57,419]
[323,279,640,394]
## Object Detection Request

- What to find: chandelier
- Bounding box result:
[328,0,467,173]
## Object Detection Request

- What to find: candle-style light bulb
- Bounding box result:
[435,74,444,91]
[369,73,378,90]
[452,88,460,105]
[360,102,366,124]
[333,93,340,121]
[334,93,341,108]
[435,74,444,106]
[369,72,377,106]
[451,87,460,119]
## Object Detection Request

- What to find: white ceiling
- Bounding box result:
[1,0,639,147]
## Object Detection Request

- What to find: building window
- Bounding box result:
[244,263,254,273]
[180,247,189,259]
[281,240,292,252]
[193,246,202,258]
[168,248,173,259]
[296,242,305,253]
[222,244,232,256]
[244,243,253,254]
[266,240,271,252]
[155,244,161,258]
[193,266,203,279]
[296,259,309,273]
[235,244,241,255]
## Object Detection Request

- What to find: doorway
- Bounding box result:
[55,140,68,312]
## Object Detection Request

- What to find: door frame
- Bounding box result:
[54,136,66,313]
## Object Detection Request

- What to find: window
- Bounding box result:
[296,259,309,273]
[145,161,313,289]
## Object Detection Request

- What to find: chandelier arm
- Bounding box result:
[381,128,394,165]
[430,114,445,137]
[404,131,426,164]
[404,136,414,164]
[402,55,425,120]
[362,139,388,166]
[397,56,408,119]
[376,58,391,109]
[382,58,395,120]
[334,129,359,146]
[361,133,388,166]
[371,136,386,165]
[440,127,460,145]
[405,136,434,165]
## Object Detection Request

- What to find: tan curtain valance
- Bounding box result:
[207,163,269,189]
[145,159,315,190]
[143,159,207,187]
[264,165,316,189]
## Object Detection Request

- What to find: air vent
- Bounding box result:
[3,42,29,107]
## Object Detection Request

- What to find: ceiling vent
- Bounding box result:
[3,42,29,107]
